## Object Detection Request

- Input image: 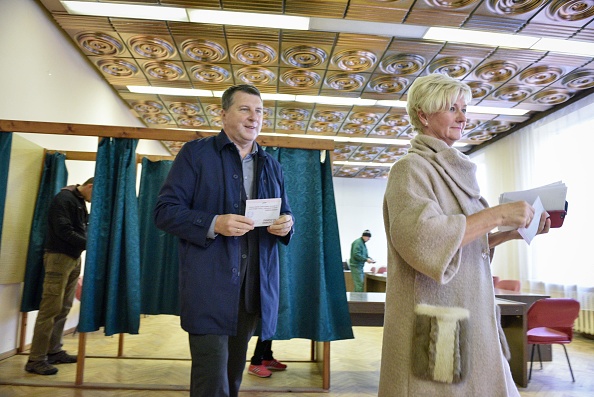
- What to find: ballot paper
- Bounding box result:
[498,181,567,241]
[245,198,281,227]
[517,196,545,245]
[499,181,567,211]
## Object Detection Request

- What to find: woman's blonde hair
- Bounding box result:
[406,73,472,133]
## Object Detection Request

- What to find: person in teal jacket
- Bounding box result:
[349,230,375,292]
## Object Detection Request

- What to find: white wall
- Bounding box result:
[0,0,168,356]
[334,177,388,271]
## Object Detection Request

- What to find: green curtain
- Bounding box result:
[138,158,180,315]
[20,153,68,312]
[79,138,140,336]
[268,148,354,341]
[0,132,12,242]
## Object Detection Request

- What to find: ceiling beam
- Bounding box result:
[0,120,334,151]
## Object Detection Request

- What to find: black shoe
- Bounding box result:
[25,360,58,375]
[47,350,77,364]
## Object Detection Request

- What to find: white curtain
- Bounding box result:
[471,93,594,333]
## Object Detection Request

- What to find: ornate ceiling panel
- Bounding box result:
[38,0,594,177]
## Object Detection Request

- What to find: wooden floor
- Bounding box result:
[0,315,593,396]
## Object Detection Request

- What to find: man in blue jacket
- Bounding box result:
[154,84,293,397]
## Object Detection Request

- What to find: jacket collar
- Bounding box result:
[215,129,266,160]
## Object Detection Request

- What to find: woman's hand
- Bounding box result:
[535,211,551,236]
[497,201,535,229]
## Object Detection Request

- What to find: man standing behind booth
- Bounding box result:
[154,84,293,397]
[349,230,375,292]
[25,177,93,375]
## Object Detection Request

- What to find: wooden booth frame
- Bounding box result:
[1,119,333,393]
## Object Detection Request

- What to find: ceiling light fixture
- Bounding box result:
[295,95,377,106]
[128,86,528,116]
[128,86,213,97]
[61,1,188,21]
[309,17,426,38]
[424,27,539,49]
[261,94,297,101]
[532,37,594,57]
[424,27,594,58]
[187,9,309,30]
[467,106,529,116]
[376,100,408,108]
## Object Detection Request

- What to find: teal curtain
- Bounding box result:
[79,138,140,336]
[268,148,353,341]
[20,153,68,312]
[138,158,180,315]
[0,132,12,242]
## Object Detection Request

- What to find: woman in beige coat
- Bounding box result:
[380,73,550,396]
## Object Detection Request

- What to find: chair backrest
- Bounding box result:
[527,298,580,339]
[377,266,387,274]
[492,276,500,287]
[370,266,376,273]
[496,279,521,292]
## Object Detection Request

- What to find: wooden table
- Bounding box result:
[495,288,550,362]
[364,273,387,292]
[346,292,530,388]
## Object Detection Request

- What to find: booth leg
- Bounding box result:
[75,332,87,385]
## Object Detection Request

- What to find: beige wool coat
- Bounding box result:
[379,134,519,397]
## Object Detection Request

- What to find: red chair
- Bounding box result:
[492,276,500,288]
[527,298,580,382]
[370,266,376,274]
[376,266,387,274]
[495,279,521,292]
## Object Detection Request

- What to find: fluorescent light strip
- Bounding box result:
[127,86,526,116]
[376,100,407,108]
[467,105,529,116]
[128,86,214,97]
[259,132,410,146]
[424,27,594,57]
[187,9,309,30]
[532,37,594,57]
[424,27,539,49]
[61,1,188,21]
[296,95,377,106]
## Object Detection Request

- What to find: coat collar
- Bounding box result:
[409,134,481,200]
[214,129,267,160]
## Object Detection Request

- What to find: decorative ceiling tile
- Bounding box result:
[37,0,594,177]
[281,45,329,69]
[561,69,594,90]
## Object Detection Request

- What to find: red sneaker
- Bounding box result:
[248,364,272,378]
[262,359,287,371]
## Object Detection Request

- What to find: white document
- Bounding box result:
[245,198,281,227]
[517,196,546,245]
[499,181,567,211]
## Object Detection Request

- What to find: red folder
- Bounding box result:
[548,201,568,228]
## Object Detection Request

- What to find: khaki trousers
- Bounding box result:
[29,252,81,362]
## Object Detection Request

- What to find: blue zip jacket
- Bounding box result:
[154,130,292,339]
